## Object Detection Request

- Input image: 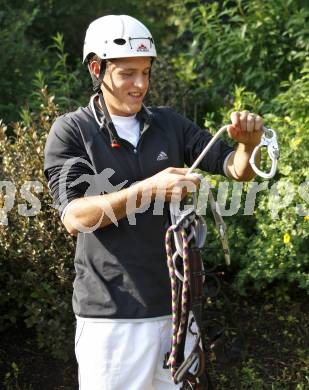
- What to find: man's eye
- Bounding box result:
[121,72,133,76]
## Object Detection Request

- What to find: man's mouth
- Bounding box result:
[128,92,143,99]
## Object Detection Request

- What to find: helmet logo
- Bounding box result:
[129,37,152,52]
[137,43,149,52]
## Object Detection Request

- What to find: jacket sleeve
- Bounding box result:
[44,115,93,216]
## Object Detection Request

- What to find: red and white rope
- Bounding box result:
[165,224,192,382]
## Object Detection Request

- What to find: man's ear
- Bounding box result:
[89,61,101,79]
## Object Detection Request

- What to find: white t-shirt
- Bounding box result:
[111,114,140,147]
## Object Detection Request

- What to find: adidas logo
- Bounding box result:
[157,151,168,161]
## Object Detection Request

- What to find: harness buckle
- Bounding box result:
[163,352,171,369]
[174,352,200,383]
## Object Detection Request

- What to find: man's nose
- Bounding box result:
[134,73,147,89]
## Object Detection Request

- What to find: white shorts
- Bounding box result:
[75,316,196,390]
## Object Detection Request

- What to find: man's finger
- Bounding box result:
[254,115,263,131]
[230,111,240,128]
[240,110,249,132]
[166,167,189,175]
[185,174,202,185]
[247,113,255,132]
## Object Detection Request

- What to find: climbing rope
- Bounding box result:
[165,226,190,379]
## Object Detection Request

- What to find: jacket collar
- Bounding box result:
[137,104,153,126]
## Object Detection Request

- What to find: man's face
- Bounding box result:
[101,57,151,116]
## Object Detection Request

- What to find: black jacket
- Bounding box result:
[44,99,234,318]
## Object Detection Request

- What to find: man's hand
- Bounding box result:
[148,167,201,202]
[227,111,263,147]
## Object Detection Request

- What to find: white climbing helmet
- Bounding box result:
[83,15,157,62]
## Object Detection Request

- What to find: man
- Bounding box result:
[44,15,262,390]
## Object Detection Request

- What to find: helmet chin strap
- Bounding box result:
[88,60,106,94]
[99,94,121,148]
[88,60,121,148]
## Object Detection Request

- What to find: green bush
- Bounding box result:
[0,31,85,356]
[233,67,309,293]
[202,80,308,294]
[0,4,43,123]
[168,0,309,119]
[0,87,75,360]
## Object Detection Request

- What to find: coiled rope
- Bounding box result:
[165,225,191,379]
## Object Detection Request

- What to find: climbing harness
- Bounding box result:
[165,209,209,388]
[164,124,279,389]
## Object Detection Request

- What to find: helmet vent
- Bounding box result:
[114,38,126,45]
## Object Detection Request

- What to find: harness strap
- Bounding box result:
[188,246,204,332]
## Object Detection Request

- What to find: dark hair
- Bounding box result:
[87,53,102,65]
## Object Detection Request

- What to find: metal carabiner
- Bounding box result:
[249,127,279,179]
